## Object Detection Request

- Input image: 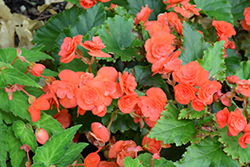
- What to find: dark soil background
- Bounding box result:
[4,0,67,21]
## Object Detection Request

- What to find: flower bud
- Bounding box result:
[35,128,49,145]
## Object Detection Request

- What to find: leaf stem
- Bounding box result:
[107,110,118,130]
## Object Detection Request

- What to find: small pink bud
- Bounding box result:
[35,128,49,145]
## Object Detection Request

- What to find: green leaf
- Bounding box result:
[197,41,226,81]
[0,90,9,111]
[137,153,174,167]
[0,47,17,64]
[228,0,250,20]
[134,65,166,88]
[33,125,81,166]
[127,0,165,21]
[97,15,138,62]
[178,108,207,120]
[235,60,250,80]
[148,101,197,146]
[32,113,64,135]
[179,22,209,65]
[124,157,141,167]
[225,49,241,76]
[33,6,82,52]
[0,117,8,167]
[31,163,47,167]
[154,158,175,167]
[2,68,41,88]
[218,128,250,164]
[68,3,106,37]
[175,136,240,167]
[20,48,53,62]
[12,120,38,152]
[194,0,234,24]
[102,112,139,133]
[8,127,26,167]
[55,142,88,166]
[0,109,20,125]
[9,91,31,121]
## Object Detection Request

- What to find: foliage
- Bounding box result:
[1,0,250,166]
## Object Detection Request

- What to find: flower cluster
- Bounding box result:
[216,107,250,148]
[242,7,250,31]
[212,20,236,58]
[28,66,127,122]
[173,61,221,111]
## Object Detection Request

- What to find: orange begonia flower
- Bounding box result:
[53,109,72,129]
[28,63,45,77]
[109,140,143,167]
[35,128,49,145]
[216,107,229,129]
[28,94,51,122]
[174,83,197,105]
[198,80,222,105]
[82,36,111,58]
[145,31,176,64]
[236,79,250,97]
[76,71,94,87]
[191,96,206,111]
[119,71,137,95]
[138,87,167,122]
[142,134,161,154]
[228,108,247,136]
[97,161,119,167]
[84,151,101,167]
[151,50,182,75]
[134,5,153,25]
[144,20,171,36]
[163,0,190,9]
[58,35,83,63]
[242,7,250,31]
[174,3,201,18]
[173,61,209,87]
[158,12,183,35]
[91,122,110,143]
[118,94,138,114]
[212,20,236,38]
[51,69,80,108]
[79,0,97,9]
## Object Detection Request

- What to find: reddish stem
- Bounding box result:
[11,56,18,65]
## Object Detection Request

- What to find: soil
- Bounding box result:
[4,0,68,21]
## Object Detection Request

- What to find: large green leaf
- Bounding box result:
[55,142,88,166]
[102,112,139,133]
[8,127,26,167]
[228,0,250,20]
[235,60,250,80]
[33,6,82,52]
[148,101,197,146]
[32,125,81,166]
[218,128,250,164]
[124,157,141,167]
[194,0,234,24]
[225,49,241,76]
[179,22,209,65]
[0,115,8,167]
[134,65,166,88]
[9,91,31,121]
[175,136,240,167]
[32,113,64,135]
[12,120,38,152]
[198,41,226,81]
[97,15,139,62]
[0,90,9,112]
[178,108,207,120]
[0,109,20,125]
[127,0,165,21]
[138,153,174,167]
[2,68,41,88]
